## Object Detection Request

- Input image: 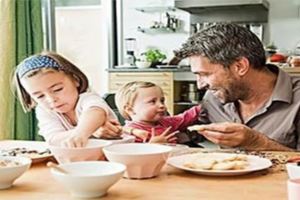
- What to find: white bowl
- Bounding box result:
[49,139,112,164]
[135,61,151,68]
[103,143,172,179]
[0,156,31,189]
[286,163,300,179]
[50,161,125,198]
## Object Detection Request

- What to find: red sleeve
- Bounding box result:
[165,105,201,131]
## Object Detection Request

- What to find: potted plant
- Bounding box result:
[142,49,167,67]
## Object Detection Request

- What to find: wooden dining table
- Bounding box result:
[1,150,299,200]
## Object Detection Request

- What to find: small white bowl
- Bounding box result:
[0,156,31,189]
[286,163,300,179]
[103,143,172,179]
[50,161,125,198]
[135,61,151,68]
[49,139,112,164]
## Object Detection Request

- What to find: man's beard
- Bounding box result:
[211,81,245,104]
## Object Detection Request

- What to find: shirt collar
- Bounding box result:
[269,64,293,103]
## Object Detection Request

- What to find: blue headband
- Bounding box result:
[17,55,60,78]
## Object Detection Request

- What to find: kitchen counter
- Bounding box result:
[107,66,191,72]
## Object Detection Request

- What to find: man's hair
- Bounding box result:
[174,23,266,69]
[115,81,157,120]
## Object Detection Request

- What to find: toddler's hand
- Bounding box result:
[149,126,178,144]
[93,119,122,139]
[62,133,89,148]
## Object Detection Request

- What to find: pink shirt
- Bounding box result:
[125,105,201,142]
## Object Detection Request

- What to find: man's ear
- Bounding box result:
[232,57,250,76]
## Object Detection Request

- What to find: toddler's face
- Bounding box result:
[130,86,167,124]
[21,70,79,116]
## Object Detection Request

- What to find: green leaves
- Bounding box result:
[143,49,166,63]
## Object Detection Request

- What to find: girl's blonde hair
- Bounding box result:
[115,81,157,120]
[12,51,89,112]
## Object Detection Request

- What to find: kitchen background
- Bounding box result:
[53,0,300,96]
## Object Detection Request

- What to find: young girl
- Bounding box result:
[13,52,122,147]
[115,81,201,143]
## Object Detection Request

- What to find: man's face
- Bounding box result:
[190,55,243,104]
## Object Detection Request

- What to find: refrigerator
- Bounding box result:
[44,0,118,95]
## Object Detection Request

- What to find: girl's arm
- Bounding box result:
[64,107,107,147]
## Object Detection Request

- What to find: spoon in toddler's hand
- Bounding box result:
[47,161,68,174]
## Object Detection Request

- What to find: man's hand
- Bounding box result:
[196,122,254,147]
[149,126,178,144]
[92,119,122,139]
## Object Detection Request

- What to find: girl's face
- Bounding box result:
[129,86,167,124]
[20,70,79,116]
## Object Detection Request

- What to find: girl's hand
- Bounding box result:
[92,119,122,139]
[149,126,178,144]
[62,133,89,148]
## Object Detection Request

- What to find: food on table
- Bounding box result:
[183,153,249,170]
[0,159,21,167]
[187,125,206,132]
[122,127,148,141]
[0,147,51,159]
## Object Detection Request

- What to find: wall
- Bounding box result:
[122,0,300,58]
[55,6,109,95]
[122,0,190,64]
[268,0,300,53]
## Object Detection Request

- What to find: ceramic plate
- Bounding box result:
[0,140,52,164]
[167,153,272,176]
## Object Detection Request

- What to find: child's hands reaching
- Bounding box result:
[149,126,178,144]
[92,119,122,139]
[62,133,89,148]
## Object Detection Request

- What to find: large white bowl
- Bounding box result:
[0,156,31,189]
[49,139,112,164]
[286,163,300,179]
[50,161,125,198]
[103,143,172,179]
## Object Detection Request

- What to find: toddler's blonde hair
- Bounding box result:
[115,81,157,120]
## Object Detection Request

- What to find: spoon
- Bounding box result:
[47,162,68,174]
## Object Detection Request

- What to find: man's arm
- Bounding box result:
[197,122,295,151]
[241,129,294,151]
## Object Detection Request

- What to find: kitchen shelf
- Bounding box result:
[137,26,178,34]
[135,6,176,13]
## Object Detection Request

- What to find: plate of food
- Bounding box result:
[0,140,52,164]
[167,152,272,176]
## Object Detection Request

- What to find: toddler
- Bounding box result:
[115,81,201,143]
[13,52,121,147]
